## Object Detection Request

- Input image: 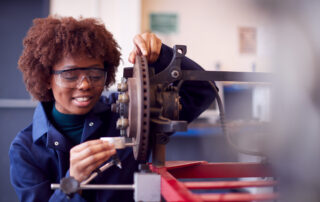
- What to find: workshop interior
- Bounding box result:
[1,0,320,201]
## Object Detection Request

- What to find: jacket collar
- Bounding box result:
[32,96,113,142]
[32,102,51,142]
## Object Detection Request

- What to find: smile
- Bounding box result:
[74,97,91,102]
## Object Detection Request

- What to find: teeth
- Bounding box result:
[75,97,90,102]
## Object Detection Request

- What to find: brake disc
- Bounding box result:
[112,56,150,162]
[127,56,150,162]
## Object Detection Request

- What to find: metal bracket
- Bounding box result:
[150,45,186,85]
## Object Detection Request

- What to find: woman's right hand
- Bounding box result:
[69,139,116,182]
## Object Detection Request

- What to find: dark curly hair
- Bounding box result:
[18,16,121,101]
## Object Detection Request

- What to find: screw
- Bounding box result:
[116,118,129,129]
[171,70,180,78]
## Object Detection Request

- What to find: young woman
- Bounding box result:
[9,16,215,201]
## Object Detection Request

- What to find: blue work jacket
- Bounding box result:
[9,44,216,202]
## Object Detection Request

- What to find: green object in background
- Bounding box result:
[150,13,178,34]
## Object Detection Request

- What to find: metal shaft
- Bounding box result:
[51,184,134,190]
[182,70,273,82]
[81,160,114,185]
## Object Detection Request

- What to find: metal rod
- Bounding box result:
[51,184,61,189]
[184,180,277,189]
[152,143,166,166]
[125,143,136,147]
[81,161,114,185]
[51,184,134,190]
[182,70,273,82]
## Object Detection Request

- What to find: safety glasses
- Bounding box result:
[51,67,107,89]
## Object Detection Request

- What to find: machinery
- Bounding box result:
[52,45,276,201]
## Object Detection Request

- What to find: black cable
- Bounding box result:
[208,81,264,156]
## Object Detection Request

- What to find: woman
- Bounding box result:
[9,16,215,201]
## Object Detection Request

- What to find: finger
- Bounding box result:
[133,34,148,56]
[149,34,161,63]
[83,153,114,176]
[128,50,136,64]
[71,141,114,163]
[76,149,116,173]
[147,36,152,62]
[81,143,114,157]
[71,139,104,152]
[70,150,116,182]
[128,45,141,64]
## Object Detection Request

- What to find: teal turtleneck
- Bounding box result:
[51,105,86,145]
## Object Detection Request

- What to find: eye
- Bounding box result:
[89,75,103,81]
[61,71,78,81]
[88,69,105,81]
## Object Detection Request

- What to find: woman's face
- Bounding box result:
[50,55,105,114]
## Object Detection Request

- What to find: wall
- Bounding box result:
[0,1,49,201]
[141,0,276,73]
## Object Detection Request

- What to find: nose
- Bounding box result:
[77,75,91,90]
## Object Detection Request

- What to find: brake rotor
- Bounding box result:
[126,56,150,162]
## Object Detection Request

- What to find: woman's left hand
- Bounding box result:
[129,32,162,64]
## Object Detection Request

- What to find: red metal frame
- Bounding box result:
[150,161,277,202]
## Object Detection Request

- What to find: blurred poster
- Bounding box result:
[150,13,178,34]
[239,27,257,54]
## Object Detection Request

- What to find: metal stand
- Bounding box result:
[152,141,166,166]
[51,172,161,202]
[150,161,277,202]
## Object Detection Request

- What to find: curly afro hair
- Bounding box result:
[18,16,121,101]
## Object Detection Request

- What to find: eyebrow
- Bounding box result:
[62,64,103,69]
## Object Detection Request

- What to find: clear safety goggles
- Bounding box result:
[51,67,107,89]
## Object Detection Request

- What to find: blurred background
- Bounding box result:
[0,0,319,201]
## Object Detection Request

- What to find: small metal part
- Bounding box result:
[134,172,161,202]
[120,129,126,137]
[156,133,170,145]
[112,154,122,169]
[116,118,129,130]
[138,164,151,173]
[124,142,136,147]
[100,137,136,149]
[123,67,133,78]
[118,93,129,103]
[101,137,126,149]
[171,70,180,78]
[117,83,128,92]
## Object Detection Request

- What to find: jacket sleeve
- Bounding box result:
[9,138,86,202]
[150,44,216,122]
